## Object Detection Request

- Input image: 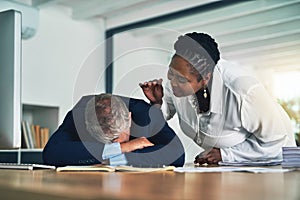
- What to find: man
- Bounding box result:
[43,93,185,167]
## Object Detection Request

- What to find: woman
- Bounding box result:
[140,32,296,165]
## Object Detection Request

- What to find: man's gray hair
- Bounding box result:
[85,93,130,144]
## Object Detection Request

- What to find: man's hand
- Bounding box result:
[139,79,164,105]
[194,148,222,165]
[120,137,154,153]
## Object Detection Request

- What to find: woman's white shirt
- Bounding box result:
[162,59,296,162]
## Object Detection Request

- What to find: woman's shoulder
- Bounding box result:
[217,59,255,79]
[217,59,260,94]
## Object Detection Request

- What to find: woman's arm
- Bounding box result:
[221,84,296,162]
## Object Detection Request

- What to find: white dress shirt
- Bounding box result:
[162,59,296,162]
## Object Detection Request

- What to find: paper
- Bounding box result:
[174,166,292,173]
[218,160,282,166]
[282,147,300,168]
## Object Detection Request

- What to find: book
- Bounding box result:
[25,121,34,148]
[21,121,30,148]
[115,165,175,172]
[30,124,37,148]
[56,164,115,172]
[34,125,41,148]
[40,127,50,148]
[56,165,175,172]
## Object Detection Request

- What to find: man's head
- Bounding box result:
[85,93,131,144]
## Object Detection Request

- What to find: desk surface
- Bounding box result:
[0,167,299,200]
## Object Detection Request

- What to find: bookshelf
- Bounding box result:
[0,104,59,164]
[22,104,59,149]
[22,104,59,137]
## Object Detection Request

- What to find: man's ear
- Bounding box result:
[128,112,132,127]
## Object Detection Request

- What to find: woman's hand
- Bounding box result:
[139,79,164,105]
[120,137,154,153]
[194,148,222,165]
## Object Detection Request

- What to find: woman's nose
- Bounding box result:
[170,79,178,87]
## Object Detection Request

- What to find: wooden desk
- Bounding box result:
[0,168,299,200]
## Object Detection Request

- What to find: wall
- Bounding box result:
[21,5,105,123]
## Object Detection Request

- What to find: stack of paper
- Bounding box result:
[282,147,300,168]
[218,160,282,166]
[174,166,291,173]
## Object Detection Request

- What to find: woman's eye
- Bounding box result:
[178,77,188,83]
[168,69,188,83]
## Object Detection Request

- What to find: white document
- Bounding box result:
[218,160,282,166]
[174,166,292,173]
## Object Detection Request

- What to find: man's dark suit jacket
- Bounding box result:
[43,95,185,167]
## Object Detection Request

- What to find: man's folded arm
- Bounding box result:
[124,142,185,167]
[43,139,105,166]
[124,124,185,167]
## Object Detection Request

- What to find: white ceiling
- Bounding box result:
[14,0,212,22]
[10,0,216,29]
[7,0,300,72]
[171,0,300,72]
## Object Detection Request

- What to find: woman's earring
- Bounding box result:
[203,88,207,99]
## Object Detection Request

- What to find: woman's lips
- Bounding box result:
[172,87,181,96]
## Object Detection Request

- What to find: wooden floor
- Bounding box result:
[0,167,299,200]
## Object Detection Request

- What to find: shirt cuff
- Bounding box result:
[109,154,128,166]
[220,147,234,162]
[102,143,122,160]
[102,143,128,165]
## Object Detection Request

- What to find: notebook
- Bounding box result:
[56,164,175,172]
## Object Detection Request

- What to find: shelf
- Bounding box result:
[21,104,59,149]
[22,104,59,134]
[0,148,43,152]
[0,149,43,164]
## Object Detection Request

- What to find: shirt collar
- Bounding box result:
[186,60,224,115]
[209,61,224,114]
